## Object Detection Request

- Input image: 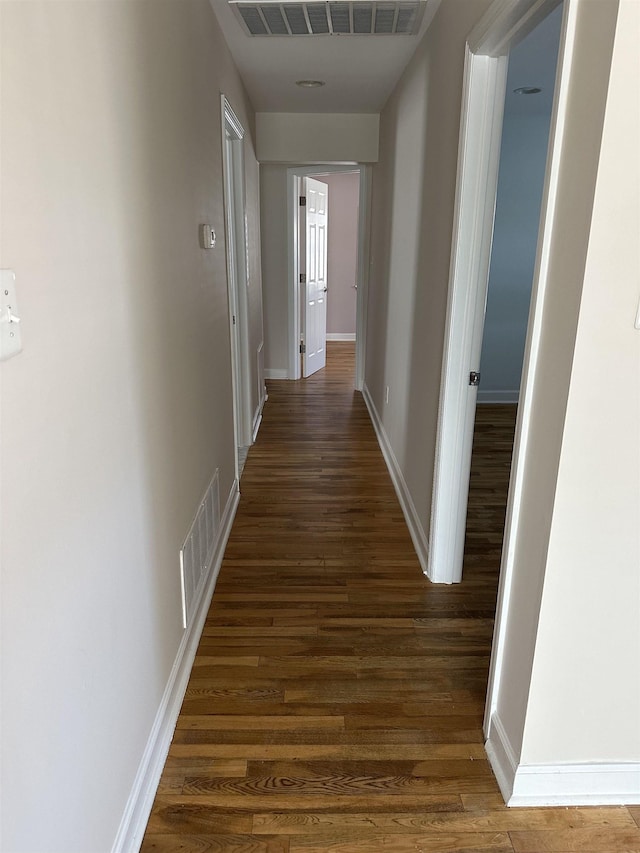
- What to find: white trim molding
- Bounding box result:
[485,712,519,802]
[477,390,519,404]
[111,480,240,853]
[326,332,356,341]
[510,763,640,807]
[264,368,288,380]
[222,94,253,470]
[428,47,508,585]
[469,0,562,56]
[362,384,430,576]
[485,714,640,806]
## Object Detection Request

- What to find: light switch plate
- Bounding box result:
[1,270,22,361]
[200,224,216,249]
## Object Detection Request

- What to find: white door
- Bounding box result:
[302,177,328,377]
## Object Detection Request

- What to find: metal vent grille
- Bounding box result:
[180,469,221,629]
[231,1,426,36]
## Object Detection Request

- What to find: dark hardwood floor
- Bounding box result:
[141,342,639,852]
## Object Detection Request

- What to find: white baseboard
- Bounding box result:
[477,390,519,404]
[362,383,429,575]
[510,763,640,807]
[326,333,356,341]
[111,480,240,853]
[264,368,288,380]
[485,713,518,803]
[486,713,640,807]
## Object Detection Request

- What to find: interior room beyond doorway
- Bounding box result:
[260,163,370,389]
[308,171,360,346]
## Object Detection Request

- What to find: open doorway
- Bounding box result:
[464,6,564,576]
[301,171,361,379]
[285,164,371,390]
[428,0,566,586]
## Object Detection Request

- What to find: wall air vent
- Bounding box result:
[230,1,427,36]
[179,469,221,629]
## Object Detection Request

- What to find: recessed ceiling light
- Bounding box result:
[513,86,542,95]
[296,79,325,88]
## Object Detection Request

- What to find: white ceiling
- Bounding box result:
[209,0,442,113]
[210,0,563,116]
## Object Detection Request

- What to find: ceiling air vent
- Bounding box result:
[230,1,427,36]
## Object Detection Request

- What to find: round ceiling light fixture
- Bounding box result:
[513,86,542,95]
[296,79,326,88]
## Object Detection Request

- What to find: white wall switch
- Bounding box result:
[200,224,216,249]
[0,270,22,361]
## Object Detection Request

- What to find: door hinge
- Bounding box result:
[299,196,306,206]
[300,342,306,354]
[469,371,481,386]
[232,315,236,325]
[299,273,306,284]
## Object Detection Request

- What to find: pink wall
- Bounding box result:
[312,171,360,335]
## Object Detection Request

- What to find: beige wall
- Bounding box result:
[260,164,291,374]
[313,172,359,336]
[257,112,379,163]
[0,2,262,849]
[521,0,639,765]
[364,0,493,532]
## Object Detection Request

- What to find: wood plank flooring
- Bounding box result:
[141,342,639,852]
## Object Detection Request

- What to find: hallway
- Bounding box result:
[141,343,639,852]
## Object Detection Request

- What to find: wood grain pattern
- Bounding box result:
[141,343,639,852]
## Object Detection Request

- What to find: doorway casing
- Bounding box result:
[286,164,372,390]
[221,96,253,482]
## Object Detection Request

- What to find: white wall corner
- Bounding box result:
[486,712,640,807]
[264,368,289,380]
[362,384,429,576]
[111,479,241,853]
[485,712,518,804]
[510,762,640,807]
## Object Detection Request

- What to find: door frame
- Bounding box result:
[286,164,372,389]
[428,0,567,584]
[221,95,253,481]
[422,0,577,731]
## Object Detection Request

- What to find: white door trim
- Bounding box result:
[428,47,509,586]
[286,164,372,389]
[221,95,253,481]
[485,0,577,742]
[355,166,372,392]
